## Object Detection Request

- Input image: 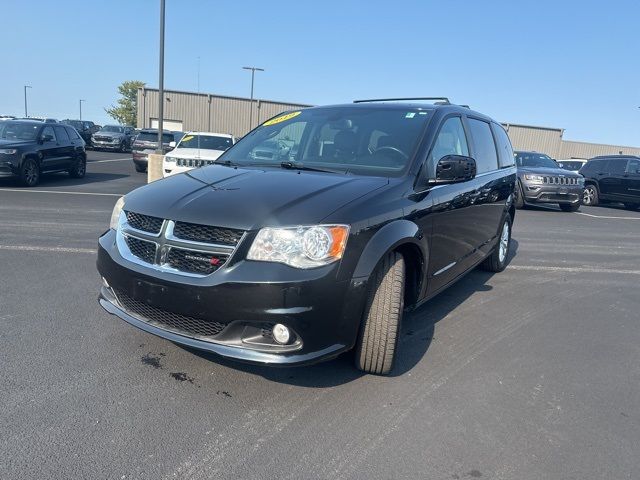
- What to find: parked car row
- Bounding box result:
[131,129,185,172]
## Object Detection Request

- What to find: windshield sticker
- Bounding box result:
[405,112,416,118]
[181,135,194,143]
[263,111,302,126]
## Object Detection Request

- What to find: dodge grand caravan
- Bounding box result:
[97,98,517,375]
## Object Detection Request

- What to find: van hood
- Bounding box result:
[165,148,225,161]
[123,165,389,230]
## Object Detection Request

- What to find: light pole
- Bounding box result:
[24,85,32,117]
[242,66,264,132]
[79,99,85,121]
[157,0,165,153]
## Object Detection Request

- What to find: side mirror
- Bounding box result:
[169,141,176,148]
[40,134,54,143]
[435,155,477,183]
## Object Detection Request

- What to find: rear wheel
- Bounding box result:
[355,251,405,375]
[514,181,524,209]
[480,215,512,273]
[623,203,640,211]
[559,202,580,212]
[69,155,86,178]
[583,185,598,206]
[20,157,40,187]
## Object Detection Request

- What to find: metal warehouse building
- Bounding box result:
[138,87,640,158]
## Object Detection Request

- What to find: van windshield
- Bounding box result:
[222,106,431,177]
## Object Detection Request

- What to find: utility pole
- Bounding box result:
[242,66,264,132]
[79,99,85,121]
[24,85,32,117]
[157,0,165,153]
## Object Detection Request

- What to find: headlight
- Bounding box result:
[0,149,17,155]
[109,196,125,230]
[247,225,349,269]
[577,177,585,186]
[524,174,545,184]
[164,156,176,163]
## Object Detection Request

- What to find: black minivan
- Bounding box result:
[580,156,640,210]
[97,99,517,375]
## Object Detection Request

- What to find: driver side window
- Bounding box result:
[41,126,57,143]
[430,117,469,163]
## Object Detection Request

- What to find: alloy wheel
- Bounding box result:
[583,187,595,205]
[498,221,510,263]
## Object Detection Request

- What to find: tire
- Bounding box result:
[69,155,86,178]
[120,141,127,153]
[20,157,40,187]
[480,215,512,273]
[623,203,640,211]
[559,202,580,212]
[514,180,524,209]
[355,251,405,375]
[134,163,146,173]
[583,184,598,206]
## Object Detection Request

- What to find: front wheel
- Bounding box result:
[134,163,146,173]
[480,215,512,273]
[20,157,40,187]
[120,141,127,153]
[559,202,580,212]
[583,185,598,206]
[355,251,405,375]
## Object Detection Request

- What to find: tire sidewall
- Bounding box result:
[21,157,40,187]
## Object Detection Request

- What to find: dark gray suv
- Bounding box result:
[514,151,584,212]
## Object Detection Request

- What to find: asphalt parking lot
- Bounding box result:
[1,151,639,479]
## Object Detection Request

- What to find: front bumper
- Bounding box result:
[522,183,583,204]
[0,160,17,177]
[96,230,366,366]
[163,163,191,177]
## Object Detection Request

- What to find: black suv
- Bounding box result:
[580,155,640,210]
[0,120,86,186]
[97,99,517,375]
[60,120,100,147]
[513,151,584,211]
[131,129,182,172]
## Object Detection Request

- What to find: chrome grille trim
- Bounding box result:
[115,212,244,277]
[542,176,579,185]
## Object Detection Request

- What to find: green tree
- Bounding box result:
[105,80,145,126]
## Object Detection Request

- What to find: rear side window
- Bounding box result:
[626,158,640,174]
[67,127,81,140]
[492,123,515,167]
[608,159,627,175]
[467,118,499,173]
[54,126,69,142]
[429,117,469,162]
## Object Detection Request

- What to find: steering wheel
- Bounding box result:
[372,146,409,161]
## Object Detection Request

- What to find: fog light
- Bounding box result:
[272,324,291,345]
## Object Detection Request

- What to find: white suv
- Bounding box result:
[163,132,235,177]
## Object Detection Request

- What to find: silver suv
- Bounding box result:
[514,151,584,212]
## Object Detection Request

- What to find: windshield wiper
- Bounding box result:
[279,161,345,174]
[216,159,239,167]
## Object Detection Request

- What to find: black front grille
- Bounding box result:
[125,211,164,234]
[125,236,156,264]
[173,221,244,246]
[166,248,226,275]
[114,290,225,338]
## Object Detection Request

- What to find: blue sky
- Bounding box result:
[1,0,638,146]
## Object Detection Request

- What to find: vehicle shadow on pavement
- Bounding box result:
[187,241,519,386]
[0,172,129,188]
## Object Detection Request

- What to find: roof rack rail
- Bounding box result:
[353,97,450,104]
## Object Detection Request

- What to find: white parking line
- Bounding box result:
[0,188,122,197]
[575,212,640,220]
[508,265,640,275]
[0,245,97,254]
[90,157,131,163]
